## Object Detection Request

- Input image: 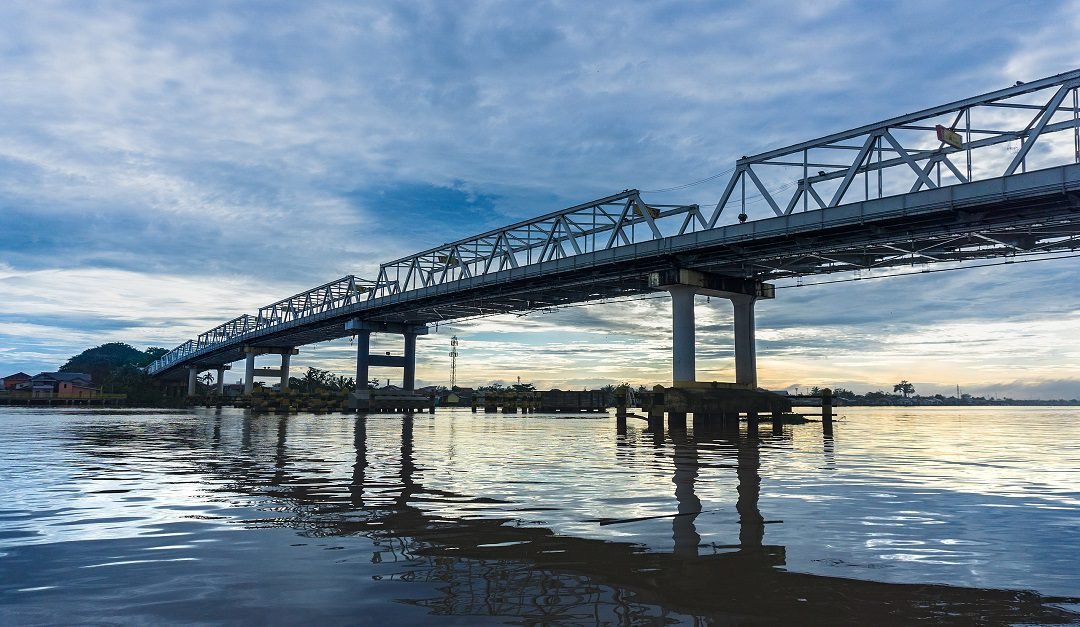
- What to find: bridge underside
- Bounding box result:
[156,164,1080,381]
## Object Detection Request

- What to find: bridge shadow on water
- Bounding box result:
[69,413,1079,625]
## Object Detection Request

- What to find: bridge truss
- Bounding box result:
[714,68,1080,223]
[148,70,1080,378]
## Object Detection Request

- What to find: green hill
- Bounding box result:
[60,343,167,385]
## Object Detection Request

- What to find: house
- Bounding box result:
[1,372,31,390]
[444,387,475,406]
[29,372,98,398]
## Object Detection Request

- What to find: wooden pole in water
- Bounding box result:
[822,388,833,435]
[648,385,666,433]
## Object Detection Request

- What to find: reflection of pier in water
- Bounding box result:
[72,414,1079,624]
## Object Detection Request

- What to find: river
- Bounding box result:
[1,405,1078,625]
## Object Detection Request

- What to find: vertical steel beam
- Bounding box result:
[1074,87,1079,164]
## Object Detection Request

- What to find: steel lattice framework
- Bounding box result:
[148,70,1080,378]
[372,192,705,294]
[713,69,1080,223]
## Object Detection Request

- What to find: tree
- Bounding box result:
[302,367,325,393]
[142,347,169,366]
[832,387,857,400]
[101,364,164,406]
[893,380,915,398]
[61,343,160,384]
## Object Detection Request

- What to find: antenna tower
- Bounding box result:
[449,335,459,388]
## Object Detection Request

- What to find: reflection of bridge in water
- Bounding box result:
[149,70,1080,398]
[71,414,1079,624]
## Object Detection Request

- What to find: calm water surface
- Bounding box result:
[1,406,1078,625]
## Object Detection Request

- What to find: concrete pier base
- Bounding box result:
[643,384,791,431]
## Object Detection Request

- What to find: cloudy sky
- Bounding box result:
[2,0,1079,398]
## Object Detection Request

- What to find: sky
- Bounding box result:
[1,0,1079,398]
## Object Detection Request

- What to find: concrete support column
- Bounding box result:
[216,367,225,395]
[187,367,198,397]
[244,354,255,394]
[403,332,417,391]
[355,330,371,392]
[280,352,292,390]
[670,286,696,387]
[732,295,758,388]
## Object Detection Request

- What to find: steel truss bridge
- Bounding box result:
[149,69,1080,380]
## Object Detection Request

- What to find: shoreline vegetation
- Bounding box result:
[822,383,1080,407]
[4,343,1079,409]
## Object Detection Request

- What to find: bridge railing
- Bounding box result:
[196,315,258,351]
[147,339,196,375]
[711,68,1080,225]
[147,276,380,375]
[370,190,703,295]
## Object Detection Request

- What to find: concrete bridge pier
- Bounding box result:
[280,353,291,390]
[649,269,774,389]
[242,346,299,393]
[185,364,231,396]
[669,285,696,386]
[346,319,429,393]
[354,329,372,392]
[403,332,417,391]
[732,295,757,388]
[244,354,255,394]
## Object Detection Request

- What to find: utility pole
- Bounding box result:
[449,336,459,388]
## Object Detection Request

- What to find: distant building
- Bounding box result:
[221,383,245,398]
[445,387,474,406]
[1,372,31,390]
[29,372,98,398]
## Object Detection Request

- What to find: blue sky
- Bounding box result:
[2,0,1079,398]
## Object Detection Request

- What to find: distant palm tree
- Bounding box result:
[893,380,915,397]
